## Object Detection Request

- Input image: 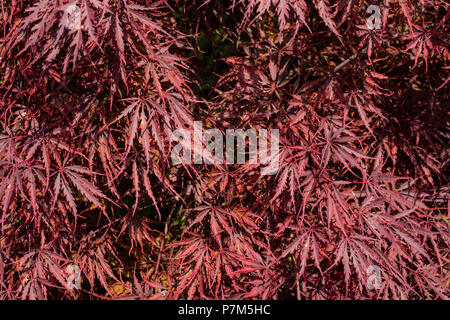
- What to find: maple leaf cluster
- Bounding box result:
[0,0,448,299]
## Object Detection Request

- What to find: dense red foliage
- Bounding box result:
[0,0,449,299]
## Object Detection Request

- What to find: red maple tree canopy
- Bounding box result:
[0,0,448,299]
